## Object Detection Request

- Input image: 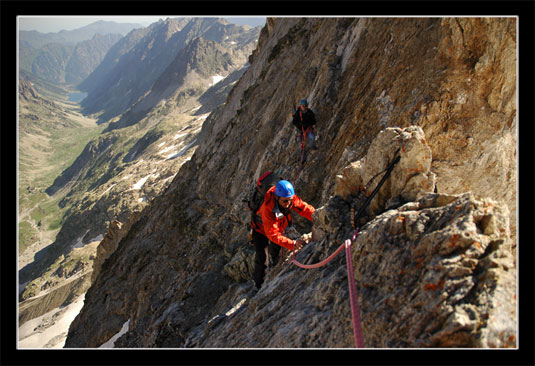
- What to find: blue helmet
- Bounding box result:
[275,180,295,198]
[299,98,308,106]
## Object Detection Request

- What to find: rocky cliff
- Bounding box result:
[65,17,517,349]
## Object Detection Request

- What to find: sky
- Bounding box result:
[18,16,266,33]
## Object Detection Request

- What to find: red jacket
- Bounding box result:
[254,186,315,250]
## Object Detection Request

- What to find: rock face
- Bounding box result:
[65,18,516,348]
[334,126,435,214]
[314,190,515,348]
[90,211,141,284]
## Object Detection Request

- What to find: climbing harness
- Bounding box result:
[289,151,401,348]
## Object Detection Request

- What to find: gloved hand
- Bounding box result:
[294,238,306,251]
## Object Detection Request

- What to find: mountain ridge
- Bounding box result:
[19,20,143,48]
[64,17,517,349]
[79,17,261,124]
[19,33,123,85]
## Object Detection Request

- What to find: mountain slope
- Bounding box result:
[79,17,260,123]
[18,75,104,259]
[19,18,260,301]
[65,33,124,84]
[64,17,517,349]
[105,36,250,131]
[20,33,123,85]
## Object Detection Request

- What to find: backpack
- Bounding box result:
[246,169,282,237]
[247,170,281,213]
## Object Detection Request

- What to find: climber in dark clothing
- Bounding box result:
[292,98,317,163]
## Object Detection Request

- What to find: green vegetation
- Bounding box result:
[18,78,106,255]
[19,221,38,255]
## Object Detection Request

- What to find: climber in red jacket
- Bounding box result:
[252,180,315,289]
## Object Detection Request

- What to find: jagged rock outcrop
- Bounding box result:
[333,126,435,214]
[90,211,142,283]
[65,17,516,349]
[19,78,40,102]
[184,127,515,348]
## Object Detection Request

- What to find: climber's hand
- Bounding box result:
[294,239,306,251]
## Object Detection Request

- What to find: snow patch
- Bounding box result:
[130,172,160,190]
[18,294,86,349]
[162,174,177,183]
[225,297,247,316]
[185,105,201,114]
[210,75,225,86]
[131,175,151,190]
[173,133,188,140]
[167,139,197,160]
[72,232,103,249]
[158,145,175,155]
[72,230,89,249]
[98,184,115,198]
[196,113,210,121]
[89,234,104,243]
[98,319,130,348]
[128,149,137,160]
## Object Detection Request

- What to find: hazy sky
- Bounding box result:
[18,16,266,33]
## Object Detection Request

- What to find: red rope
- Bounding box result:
[291,242,345,269]
[344,239,364,348]
[290,233,365,348]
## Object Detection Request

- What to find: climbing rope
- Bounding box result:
[291,240,345,269]
[344,238,364,348]
[290,234,364,348]
[289,152,401,348]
